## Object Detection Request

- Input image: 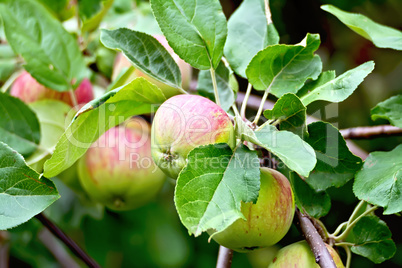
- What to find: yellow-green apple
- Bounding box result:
[112,35,192,98]
[151,94,235,178]
[78,117,166,211]
[268,240,345,267]
[10,71,94,107]
[208,168,295,253]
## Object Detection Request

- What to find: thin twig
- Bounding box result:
[296,208,336,268]
[35,213,100,268]
[216,246,233,268]
[340,125,402,139]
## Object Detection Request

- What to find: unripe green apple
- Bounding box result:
[112,35,192,98]
[268,240,345,268]
[151,94,235,178]
[78,117,166,211]
[10,71,94,107]
[208,168,295,253]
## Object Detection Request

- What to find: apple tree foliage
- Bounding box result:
[0,0,401,266]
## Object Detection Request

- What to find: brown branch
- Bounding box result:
[0,231,9,268]
[38,229,80,268]
[35,213,100,268]
[296,208,336,268]
[216,246,233,268]
[236,92,369,159]
[340,125,402,139]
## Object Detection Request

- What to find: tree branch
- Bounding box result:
[216,246,233,268]
[35,213,100,268]
[38,229,80,268]
[236,92,369,159]
[0,231,9,268]
[340,125,402,139]
[296,208,336,268]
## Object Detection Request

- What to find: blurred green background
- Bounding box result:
[2,0,401,267]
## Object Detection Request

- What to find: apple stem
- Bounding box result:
[240,83,252,119]
[210,68,221,107]
[296,208,337,268]
[35,213,101,268]
[216,245,233,268]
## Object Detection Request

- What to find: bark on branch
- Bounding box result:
[0,231,9,268]
[340,125,402,139]
[216,246,233,268]
[35,213,100,268]
[296,208,337,268]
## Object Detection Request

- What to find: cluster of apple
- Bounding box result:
[150,93,296,252]
[9,35,343,266]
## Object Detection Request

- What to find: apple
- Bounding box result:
[112,35,192,98]
[78,117,166,211]
[268,240,345,268]
[208,168,295,253]
[10,71,94,107]
[151,94,235,178]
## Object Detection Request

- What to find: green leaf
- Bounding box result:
[26,100,71,173]
[0,58,17,82]
[175,144,260,236]
[0,142,59,230]
[263,93,306,136]
[80,0,114,33]
[43,77,166,178]
[197,61,238,112]
[353,144,402,214]
[0,93,40,157]
[37,0,75,21]
[297,70,336,97]
[371,95,402,128]
[224,0,279,78]
[300,61,375,105]
[150,0,227,70]
[235,117,316,177]
[289,172,331,218]
[0,0,87,92]
[321,5,402,51]
[0,44,17,81]
[348,215,396,263]
[245,33,322,97]
[101,28,182,90]
[304,122,363,191]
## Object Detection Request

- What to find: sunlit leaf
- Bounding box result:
[175,144,260,236]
